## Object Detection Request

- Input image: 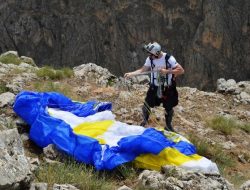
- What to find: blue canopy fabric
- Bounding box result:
[13,91,219,173]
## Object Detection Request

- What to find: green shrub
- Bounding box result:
[36,66,74,80]
[0,54,21,65]
[54,70,64,80]
[61,68,74,78]
[36,66,55,79]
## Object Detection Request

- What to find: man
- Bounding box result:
[124,42,184,132]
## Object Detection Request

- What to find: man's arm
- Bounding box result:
[124,66,151,78]
[160,63,184,76]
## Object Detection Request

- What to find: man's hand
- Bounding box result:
[160,68,170,75]
[124,72,134,79]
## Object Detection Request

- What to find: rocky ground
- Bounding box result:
[0,51,249,190]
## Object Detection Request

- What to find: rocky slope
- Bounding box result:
[0,0,249,90]
[0,52,249,189]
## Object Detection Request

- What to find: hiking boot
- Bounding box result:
[140,121,147,127]
[165,109,175,132]
[164,126,175,132]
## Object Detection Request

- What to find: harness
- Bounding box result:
[150,53,173,86]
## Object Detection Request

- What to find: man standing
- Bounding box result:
[124,42,184,132]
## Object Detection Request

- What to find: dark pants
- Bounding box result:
[141,83,178,131]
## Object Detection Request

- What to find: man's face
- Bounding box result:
[148,53,159,59]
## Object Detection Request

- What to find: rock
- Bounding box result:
[240,180,250,190]
[28,157,40,172]
[217,78,237,93]
[0,51,18,57]
[238,154,248,164]
[222,141,236,150]
[30,183,48,190]
[0,129,32,189]
[75,86,92,96]
[118,91,133,101]
[43,144,62,160]
[132,75,150,84]
[21,133,30,141]
[139,166,234,190]
[217,78,227,92]
[6,73,38,94]
[239,92,250,104]
[117,185,133,190]
[20,56,36,66]
[53,184,80,190]
[73,63,118,87]
[0,92,15,107]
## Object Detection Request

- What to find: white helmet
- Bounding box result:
[144,42,161,56]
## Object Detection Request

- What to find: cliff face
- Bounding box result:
[0,0,249,90]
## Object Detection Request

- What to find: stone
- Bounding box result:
[117,185,133,190]
[0,129,32,189]
[30,182,48,190]
[43,144,62,160]
[240,180,250,190]
[53,184,79,190]
[20,56,36,66]
[0,92,15,107]
[140,166,233,190]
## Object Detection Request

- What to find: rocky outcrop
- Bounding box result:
[217,78,250,104]
[240,180,250,190]
[0,129,32,189]
[139,166,234,190]
[73,63,118,87]
[0,1,249,90]
[0,51,38,94]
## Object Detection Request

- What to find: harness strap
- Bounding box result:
[165,53,176,86]
[150,57,156,85]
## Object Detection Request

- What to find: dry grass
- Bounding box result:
[35,159,140,190]
[188,134,235,172]
[206,115,250,135]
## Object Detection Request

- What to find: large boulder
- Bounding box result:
[217,78,250,104]
[0,129,32,189]
[73,63,118,86]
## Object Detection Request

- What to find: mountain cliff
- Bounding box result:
[0,0,249,90]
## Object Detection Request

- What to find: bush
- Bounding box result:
[36,66,74,80]
[0,53,21,65]
[61,68,74,78]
